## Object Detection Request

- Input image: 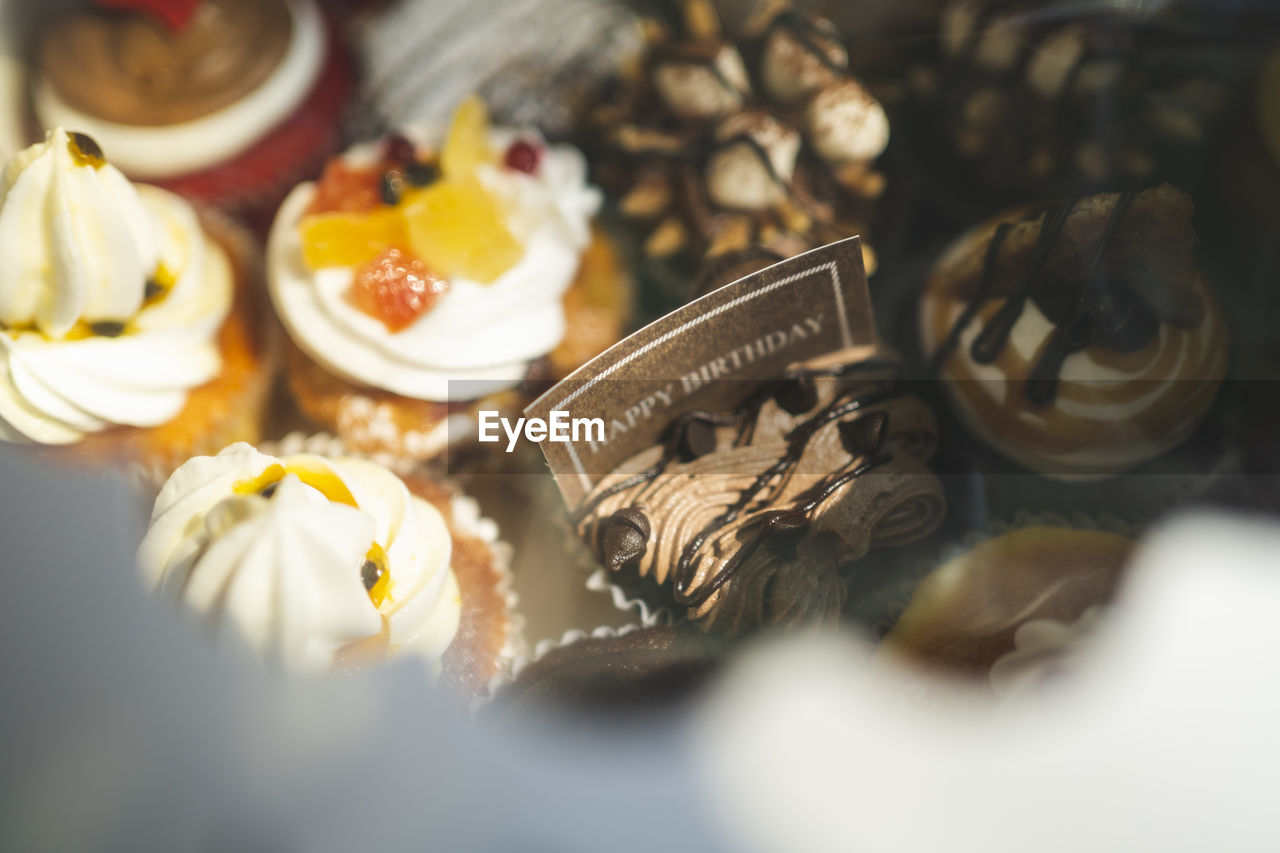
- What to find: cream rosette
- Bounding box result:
[0,128,231,445]
[137,442,463,676]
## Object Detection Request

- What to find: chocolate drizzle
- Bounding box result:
[932,188,1161,407]
[969,198,1077,366]
[764,10,847,76]
[1024,190,1139,405]
[570,356,901,526]
[668,384,899,609]
[653,41,747,98]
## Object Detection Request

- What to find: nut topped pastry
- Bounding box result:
[920,184,1229,480]
[593,0,888,298]
[573,348,945,637]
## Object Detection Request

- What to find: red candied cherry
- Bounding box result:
[349,248,449,333]
[504,139,543,174]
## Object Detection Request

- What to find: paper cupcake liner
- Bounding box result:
[264,431,526,700]
[555,508,680,630]
[865,509,1139,642]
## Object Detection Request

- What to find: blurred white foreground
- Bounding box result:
[2,447,1279,852]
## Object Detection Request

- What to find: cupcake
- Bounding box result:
[136,440,516,697]
[572,347,946,637]
[0,128,272,474]
[591,0,887,306]
[920,184,1229,481]
[267,95,630,463]
[908,0,1253,203]
[879,524,1135,694]
[26,0,353,228]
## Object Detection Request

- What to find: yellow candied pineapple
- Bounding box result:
[297,96,524,279]
[402,177,523,284]
[299,208,406,269]
[440,94,493,180]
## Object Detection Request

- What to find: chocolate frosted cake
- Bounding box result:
[920,184,1229,480]
[572,348,945,637]
[593,0,888,301]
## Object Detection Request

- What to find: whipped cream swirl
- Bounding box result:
[138,443,461,675]
[268,128,601,402]
[0,129,231,445]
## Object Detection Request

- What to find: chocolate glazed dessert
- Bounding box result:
[572,348,946,638]
[590,0,889,304]
[489,627,727,716]
[920,184,1229,480]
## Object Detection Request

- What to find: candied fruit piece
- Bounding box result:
[349,247,449,332]
[504,139,542,174]
[402,177,523,283]
[299,208,406,269]
[440,94,493,180]
[306,160,386,216]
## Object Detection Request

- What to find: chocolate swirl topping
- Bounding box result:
[573,349,945,637]
[39,0,293,126]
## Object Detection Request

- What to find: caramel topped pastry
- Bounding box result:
[593,0,888,297]
[573,349,945,637]
[881,526,1134,692]
[920,184,1229,480]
